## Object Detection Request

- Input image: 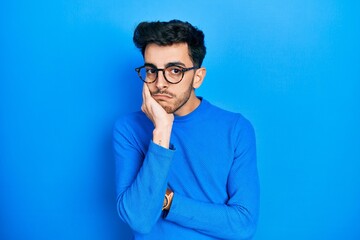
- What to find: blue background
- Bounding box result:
[1,1,359,239]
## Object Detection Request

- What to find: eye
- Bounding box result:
[145,68,157,75]
[168,66,183,75]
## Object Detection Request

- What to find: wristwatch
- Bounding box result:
[162,189,174,211]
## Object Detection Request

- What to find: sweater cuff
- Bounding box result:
[150,140,176,151]
[148,140,175,158]
[163,192,198,223]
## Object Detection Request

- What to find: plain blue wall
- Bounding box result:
[1,1,359,239]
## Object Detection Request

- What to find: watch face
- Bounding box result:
[163,196,169,210]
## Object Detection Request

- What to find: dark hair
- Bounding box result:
[133,20,206,67]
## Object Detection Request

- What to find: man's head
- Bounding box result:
[133,20,206,68]
[133,20,207,116]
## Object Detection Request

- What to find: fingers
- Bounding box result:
[142,83,155,111]
[141,83,153,122]
[141,84,147,113]
[142,84,150,109]
[142,83,153,107]
[143,83,151,97]
[141,83,174,129]
[142,83,146,100]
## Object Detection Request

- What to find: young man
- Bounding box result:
[113,20,259,239]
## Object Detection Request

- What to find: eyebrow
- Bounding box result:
[144,61,186,68]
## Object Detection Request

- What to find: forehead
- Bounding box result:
[144,43,192,66]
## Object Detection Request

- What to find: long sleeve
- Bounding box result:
[113,100,260,239]
[164,117,259,239]
[113,117,175,234]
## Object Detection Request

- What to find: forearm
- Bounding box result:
[116,141,174,234]
[116,83,175,233]
[153,125,172,149]
[165,192,259,239]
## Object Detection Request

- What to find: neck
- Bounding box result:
[174,92,200,116]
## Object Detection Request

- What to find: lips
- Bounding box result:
[152,92,173,99]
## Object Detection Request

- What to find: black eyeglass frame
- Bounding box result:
[135,65,198,84]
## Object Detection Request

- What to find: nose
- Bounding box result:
[155,70,169,90]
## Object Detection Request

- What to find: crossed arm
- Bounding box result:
[114,84,259,239]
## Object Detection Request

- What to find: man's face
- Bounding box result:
[143,43,199,116]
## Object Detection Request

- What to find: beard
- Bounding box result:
[151,79,194,114]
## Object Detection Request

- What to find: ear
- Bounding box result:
[192,67,206,89]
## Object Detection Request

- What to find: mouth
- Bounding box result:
[152,93,173,100]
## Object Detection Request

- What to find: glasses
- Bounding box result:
[135,64,198,84]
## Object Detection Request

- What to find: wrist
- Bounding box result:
[153,127,172,148]
[162,189,174,211]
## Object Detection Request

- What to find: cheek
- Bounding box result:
[174,84,189,96]
[179,77,194,90]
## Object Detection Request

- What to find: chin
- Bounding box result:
[156,101,174,114]
[163,106,175,114]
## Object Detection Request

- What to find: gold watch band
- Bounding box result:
[162,189,174,211]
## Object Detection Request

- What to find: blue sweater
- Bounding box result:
[113,98,259,240]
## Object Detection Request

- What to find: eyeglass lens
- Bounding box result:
[139,66,184,83]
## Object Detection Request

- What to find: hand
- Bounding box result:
[141,84,174,148]
[141,83,174,128]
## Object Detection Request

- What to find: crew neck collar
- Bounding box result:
[174,97,208,122]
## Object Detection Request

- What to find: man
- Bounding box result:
[113,20,259,239]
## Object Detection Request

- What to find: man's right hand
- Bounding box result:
[141,83,174,148]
